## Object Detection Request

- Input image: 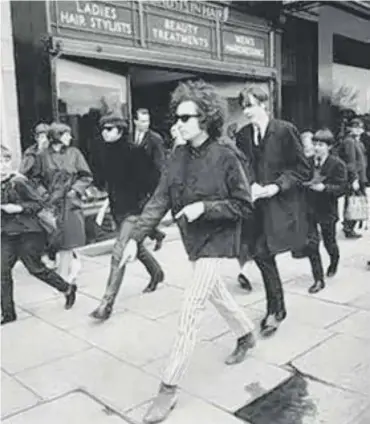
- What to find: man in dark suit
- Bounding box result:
[236,86,311,336]
[134,108,167,250]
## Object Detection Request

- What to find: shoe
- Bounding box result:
[64,284,77,309]
[326,260,339,278]
[260,310,286,337]
[143,270,164,293]
[1,311,17,325]
[153,233,166,252]
[143,383,178,423]
[237,273,252,292]
[308,280,325,294]
[225,332,256,365]
[344,231,362,239]
[90,302,113,321]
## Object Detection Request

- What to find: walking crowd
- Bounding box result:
[1,80,369,423]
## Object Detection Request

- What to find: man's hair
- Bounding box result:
[48,122,72,144]
[0,144,12,160]
[170,79,226,139]
[301,130,313,139]
[134,108,150,120]
[313,128,335,146]
[238,85,269,108]
[348,118,364,129]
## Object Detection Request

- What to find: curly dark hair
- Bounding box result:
[170,80,227,139]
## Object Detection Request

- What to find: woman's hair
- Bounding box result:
[170,79,227,139]
[48,122,72,144]
[34,123,50,136]
[313,128,335,145]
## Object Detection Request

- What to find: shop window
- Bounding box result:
[56,58,128,189]
[333,34,370,70]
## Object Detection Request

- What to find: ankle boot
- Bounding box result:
[1,310,17,325]
[154,232,166,252]
[225,332,256,365]
[143,270,165,293]
[237,273,252,292]
[326,258,339,277]
[64,284,77,309]
[308,280,325,294]
[90,301,113,321]
[143,383,178,423]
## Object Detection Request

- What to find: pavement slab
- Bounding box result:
[14,348,160,414]
[69,311,174,367]
[348,291,370,311]
[126,393,249,424]
[144,341,292,412]
[328,310,370,340]
[1,371,40,419]
[2,390,132,424]
[293,333,370,395]
[1,317,90,374]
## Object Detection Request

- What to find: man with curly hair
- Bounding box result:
[120,80,256,423]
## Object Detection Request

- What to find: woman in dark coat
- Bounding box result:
[33,123,93,283]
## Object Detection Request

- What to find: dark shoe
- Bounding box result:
[237,273,252,292]
[143,270,164,293]
[225,332,256,365]
[143,383,178,424]
[90,302,113,321]
[308,280,325,294]
[260,310,286,337]
[344,231,362,239]
[64,284,77,309]
[153,232,166,252]
[326,260,339,278]
[1,311,17,325]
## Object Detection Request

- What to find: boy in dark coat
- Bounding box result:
[1,145,77,325]
[307,129,348,282]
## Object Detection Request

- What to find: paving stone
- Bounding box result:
[252,292,355,329]
[2,391,131,424]
[348,291,370,311]
[220,276,268,307]
[70,312,174,366]
[328,310,370,340]
[1,317,90,374]
[127,393,249,424]
[236,373,369,424]
[23,293,102,331]
[354,405,370,424]
[144,341,292,412]
[123,286,183,320]
[1,371,40,419]
[216,318,334,367]
[15,349,159,414]
[293,334,370,395]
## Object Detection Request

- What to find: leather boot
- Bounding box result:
[154,232,166,252]
[64,284,77,310]
[308,280,325,294]
[326,257,339,277]
[143,270,165,293]
[1,310,17,325]
[90,300,113,321]
[143,383,178,424]
[237,273,252,292]
[225,332,256,365]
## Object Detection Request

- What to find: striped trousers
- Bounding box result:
[162,258,254,386]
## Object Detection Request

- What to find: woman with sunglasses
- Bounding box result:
[120,80,256,423]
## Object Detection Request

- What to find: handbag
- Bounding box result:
[37,208,58,234]
[344,194,368,221]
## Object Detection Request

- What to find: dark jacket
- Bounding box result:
[339,135,367,184]
[236,119,311,257]
[1,174,44,235]
[306,155,348,223]
[104,132,165,224]
[130,139,254,261]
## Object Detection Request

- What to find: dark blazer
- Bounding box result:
[236,119,311,257]
[340,135,367,184]
[307,155,348,223]
[140,129,166,174]
[130,138,254,261]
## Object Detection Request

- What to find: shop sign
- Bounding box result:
[56,1,132,36]
[145,0,229,22]
[223,31,266,61]
[148,15,211,51]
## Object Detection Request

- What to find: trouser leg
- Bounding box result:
[162,258,220,386]
[254,255,285,315]
[307,249,325,282]
[1,236,19,317]
[20,233,70,293]
[209,272,254,337]
[321,222,339,264]
[137,243,163,279]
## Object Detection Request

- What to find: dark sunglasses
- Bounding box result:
[175,114,200,123]
[102,126,116,132]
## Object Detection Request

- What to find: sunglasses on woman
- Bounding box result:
[175,114,200,123]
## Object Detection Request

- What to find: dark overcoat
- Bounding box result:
[236,119,311,259]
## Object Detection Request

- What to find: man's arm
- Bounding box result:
[150,132,166,174]
[324,160,348,197]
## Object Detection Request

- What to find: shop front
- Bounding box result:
[11,0,280,244]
